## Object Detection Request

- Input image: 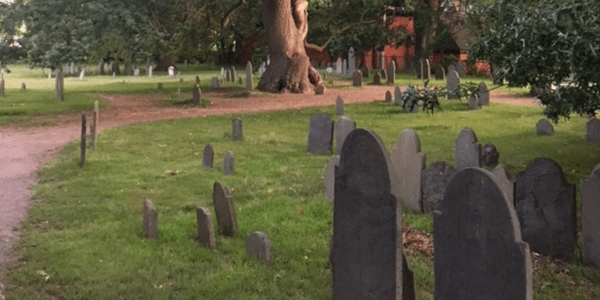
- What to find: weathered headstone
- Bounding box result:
[246,61,253,91]
[213,182,237,236]
[582,164,600,268]
[80,114,86,168]
[467,95,480,110]
[385,90,392,102]
[435,65,445,80]
[342,59,347,74]
[447,70,460,99]
[230,66,236,82]
[481,143,499,167]
[394,86,402,106]
[391,129,425,213]
[387,60,396,84]
[78,69,85,81]
[348,47,355,75]
[211,77,220,89]
[196,207,216,249]
[587,118,600,143]
[325,155,340,204]
[143,199,158,239]
[421,162,456,213]
[361,65,369,78]
[456,61,466,77]
[315,84,325,95]
[202,144,214,169]
[434,168,532,300]
[307,114,334,155]
[373,72,381,85]
[223,151,234,175]
[492,164,514,204]
[336,57,342,74]
[246,231,273,264]
[536,119,554,136]
[192,84,201,106]
[352,70,362,87]
[515,158,576,261]
[134,68,140,77]
[478,82,489,106]
[148,66,153,77]
[455,127,481,170]
[333,129,415,300]
[232,118,243,141]
[335,96,344,116]
[335,116,356,156]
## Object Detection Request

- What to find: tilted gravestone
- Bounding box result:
[192,84,201,106]
[202,144,214,169]
[536,119,554,136]
[325,156,340,204]
[391,129,426,213]
[361,65,369,78]
[582,164,600,268]
[478,82,490,106]
[385,90,392,102]
[434,168,532,300]
[213,182,237,236]
[456,61,466,77]
[587,118,600,143]
[373,72,381,85]
[387,60,396,84]
[421,162,456,213]
[352,70,362,87]
[435,65,445,80]
[455,128,481,170]
[394,86,402,106]
[333,129,415,300]
[335,116,356,156]
[246,231,273,264]
[481,143,499,167]
[336,96,344,116]
[492,164,515,205]
[196,206,216,249]
[143,199,158,239]
[232,118,243,141]
[246,61,253,91]
[222,151,234,175]
[307,114,334,155]
[348,47,355,75]
[515,157,576,261]
[447,70,460,99]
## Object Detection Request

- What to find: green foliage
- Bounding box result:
[468,0,600,122]
[399,84,444,114]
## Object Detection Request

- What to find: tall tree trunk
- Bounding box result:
[258,0,323,94]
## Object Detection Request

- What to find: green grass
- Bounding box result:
[5,98,600,299]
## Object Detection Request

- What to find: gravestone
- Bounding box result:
[468,95,480,110]
[385,90,392,102]
[222,151,234,175]
[478,82,489,106]
[335,116,356,156]
[325,156,340,204]
[80,114,86,168]
[148,66,153,77]
[481,143,499,167]
[134,68,140,77]
[434,168,532,300]
[387,60,396,84]
[307,114,334,155]
[143,199,158,239]
[342,59,347,74]
[232,118,243,141]
[447,70,460,99]
[536,119,554,136]
[192,84,201,106]
[391,129,425,213]
[213,182,237,236]
[246,232,273,264]
[352,70,362,87]
[582,164,600,268]
[202,144,214,169]
[196,207,216,249]
[515,158,576,261]
[246,61,253,91]
[333,129,415,300]
[456,61,466,77]
[315,84,325,95]
[455,127,481,170]
[492,164,514,204]
[335,96,344,116]
[435,65,445,80]
[394,86,402,106]
[336,57,342,74]
[421,162,456,213]
[348,48,355,75]
[78,69,85,80]
[230,66,237,82]
[211,77,219,89]
[373,72,381,85]
[361,65,369,78]
[378,51,385,71]
[587,118,600,143]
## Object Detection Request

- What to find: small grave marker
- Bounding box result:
[192,84,201,106]
[481,143,499,167]
[385,90,392,102]
[468,95,480,110]
[307,114,334,155]
[421,162,456,213]
[373,72,381,85]
[213,182,237,236]
[478,82,489,106]
[232,118,243,141]
[196,207,216,249]
[361,65,369,77]
[352,70,362,87]
[202,144,214,169]
[394,86,402,106]
[211,77,219,89]
[447,70,460,99]
[335,96,344,116]
[143,199,158,239]
[455,128,481,170]
[246,231,273,264]
[222,151,234,175]
[536,119,554,136]
[387,60,396,84]
[315,84,325,95]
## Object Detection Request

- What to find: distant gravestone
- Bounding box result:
[134,68,140,77]
[196,207,216,249]
[333,129,415,300]
[352,70,362,87]
[447,70,460,99]
[385,90,392,102]
[211,77,220,89]
[222,151,234,175]
[148,66,153,77]
[582,165,600,268]
[478,82,489,106]
[231,118,243,141]
[213,182,237,236]
[394,86,402,106]
[192,84,201,106]
[220,67,225,79]
[202,144,214,169]
[515,158,576,261]
[421,162,457,213]
[481,143,499,167]
[348,47,355,75]
[536,119,554,136]
[246,61,253,91]
[387,61,396,84]
[78,69,85,81]
[435,65,445,80]
[373,72,381,85]
[336,57,342,74]
[230,66,237,82]
[342,59,347,74]
[434,168,532,300]
[335,96,344,116]
[467,95,480,110]
[143,199,158,239]
[246,232,273,264]
[455,127,481,170]
[587,118,600,143]
[456,61,466,77]
[361,65,369,78]
[391,129,425,213]
[492,164,515,204]
[307,114,334,155]
[315,84,325,95]
[335,116,356,156]
[325,156,340,204]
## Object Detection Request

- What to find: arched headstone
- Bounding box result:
[307,114,334,154]
[223,151,234,175]
[447,70,460,99]
[336,96,344,116]
[421,162,456,213]
[202,144,214,169]
[536,119,554,136]
[246,232,273,264]
[352,70,362,87]
[232,118,243,141]
[196,207,216,249]
[394,86,402,106]
[478,82,489,106]
[385,90,392,102]
[455,128,481,170]
[391,129,425,213]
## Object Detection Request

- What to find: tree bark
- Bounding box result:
[258,0,322,94]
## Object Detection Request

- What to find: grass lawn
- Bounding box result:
[4,91,600,298]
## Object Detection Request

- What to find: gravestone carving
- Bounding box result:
[246,231,273,264]
[202,144,214,169]
[223,151,234,175]
[536,119,554,136]
[421,162,456,213]
[213,182,237,236]
[143,199,158,239]
[391,129,425,213]
[197,207,216,249]
[335,116,356,156]
[307,114,334,155]
[582,164,600,268]
[232,118,243,141]
[455,128,481,170]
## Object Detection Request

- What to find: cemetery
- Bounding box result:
[1,0,600,298]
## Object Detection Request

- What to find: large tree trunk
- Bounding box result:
[258,0,323,94]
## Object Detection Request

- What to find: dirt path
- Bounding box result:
[0,85,540,288]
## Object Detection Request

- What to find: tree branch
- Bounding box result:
[221,0,247,29]
[305,16,378,52]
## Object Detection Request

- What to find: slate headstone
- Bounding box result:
[434,168,532,300]
[421,162,456,213]
[246,61,253,90]
[361,65,369,78]
[492,164,515,205]
[325,155,340,204]
[515,158,576,261]
[307,114,334,155]
[192,84,201,106]
[246,231,273,264]
[582,165,600,268]
[333,129,415,300]
[478,82,489,106]
[335,96,344,116]
[391,129,425,213]
[335,116,356,156]
[348,47,355,74]
[456,61,466,77]
[455,128,481,170]
[232,118,243,141]
[336,57,342,74]
[447,70,460,99]
[435,65,445,80]
[394,86,402,106]
[385,90,392,103]
[222,151,234,175]
[373,72,381,85]
[202,144,214,169]
[468,95,480,110]
[587,118,600,143]
[213,182,237,236]
[352,70,362,87]
[536,119,554,136]
[481,143,499,167]
[387,60,396,84]
[143,199,158,239]
[196,207,216,249]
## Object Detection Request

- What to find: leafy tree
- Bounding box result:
[468,0,600,122]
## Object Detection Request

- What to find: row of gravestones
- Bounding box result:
[416,60,466,80]
[536,117,600,143]
[332,128,531,299]
[142,182,273,264]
